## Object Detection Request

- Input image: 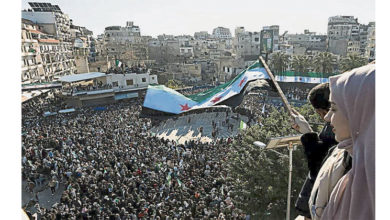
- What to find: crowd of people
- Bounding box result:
[106,64,149,75]
[22,61,375,220]
[62,83,113,94]
[22,94,247,219]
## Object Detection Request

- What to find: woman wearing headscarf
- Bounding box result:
[320,63,375,219]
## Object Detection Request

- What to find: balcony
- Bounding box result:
[21,52,36,57]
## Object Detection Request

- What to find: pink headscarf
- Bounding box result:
[321,64,375,220]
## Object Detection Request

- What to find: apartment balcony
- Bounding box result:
[21,52,36,57]
[21,66,28,72]
[28,65,38,70]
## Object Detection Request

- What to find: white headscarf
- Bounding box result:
[321,64,375,220]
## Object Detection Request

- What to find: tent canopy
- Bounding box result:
[58,72,106,83]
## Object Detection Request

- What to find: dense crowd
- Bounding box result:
[22,92,246,219]
[107,64,148,75]
[62,83,113,94]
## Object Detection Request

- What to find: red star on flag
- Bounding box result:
[211,96,222,103]
[239,77,247,87]
[180,103,191,111]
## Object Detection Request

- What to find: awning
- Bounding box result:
[58,72,106,83]
[114,92,138,100]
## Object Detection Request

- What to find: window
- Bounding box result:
[126,79,134,86]
[112,81,119,87]
[142,78,146,83]
[254,37,259,42]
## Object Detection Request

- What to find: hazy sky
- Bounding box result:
[21,0,375,37]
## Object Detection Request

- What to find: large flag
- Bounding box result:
[143,60,269,114]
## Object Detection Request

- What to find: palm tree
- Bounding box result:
[340,54,368,72]
[269,52,290,75]
[291,55,312,75]
[313,52,335,76]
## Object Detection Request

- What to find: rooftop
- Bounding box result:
[58,72,106,83]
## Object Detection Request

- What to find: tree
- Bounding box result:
[340,54,368,72]
[165,79,181,89]
[291,55,312,75]
[227,104,323,219]
[269,52,290,75]
[313,52,335,75]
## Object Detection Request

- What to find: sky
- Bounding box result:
[21,0,375,38]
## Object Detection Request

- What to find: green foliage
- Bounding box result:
[227,104,322,219]
[165,79,182,89]
[313,52,336,74]
[269,52,290,74]
[340,54,368,73]
[291,55,312,75]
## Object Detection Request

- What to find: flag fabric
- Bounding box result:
[143,60,331,115]
[115,60,122,67]
[275,75,329,83]
[261,104,266,114]
[143,60,269,114]
[239,121,247,130]
[177,178,183,188]
[166,172,172,187]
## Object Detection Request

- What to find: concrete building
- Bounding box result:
[212,27,232,39]
[194,31,210,40]
[284,31,327,55]
[22,2,71,42]
[104,21,141,43]
[59,72,158,107]
[234,27,261,59]
[327,16,360,56]
[166,63,202,83]
[38,38,76,80]
[179,47,194,57]
[21,18,76,83]
[346,40,361,55]
[21,19,45,83]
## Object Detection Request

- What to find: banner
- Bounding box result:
[275,75,329,83]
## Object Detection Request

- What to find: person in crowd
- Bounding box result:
[291,83,341,220]
[320,63,375,220]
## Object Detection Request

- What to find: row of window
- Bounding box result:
[111,77,148,87]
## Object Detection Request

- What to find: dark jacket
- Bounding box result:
[295,122,338,218]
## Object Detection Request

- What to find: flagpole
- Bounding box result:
[259,56,294,118]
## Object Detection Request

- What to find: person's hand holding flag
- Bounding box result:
[290,108,313,134]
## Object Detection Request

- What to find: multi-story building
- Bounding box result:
[346,40,361,55]
[22,2,71,42]
[212,27,232,39]
[327,16,360,56]
[21,3,79,82]
[194,31,210,40]
[233,27,261,59]
[39,38,76,80]
[104,21,141,43]
[21,19,45,83]
[284,30,327,55]
[260,25,279,55]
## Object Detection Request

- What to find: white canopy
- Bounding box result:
[58,72,106,83]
